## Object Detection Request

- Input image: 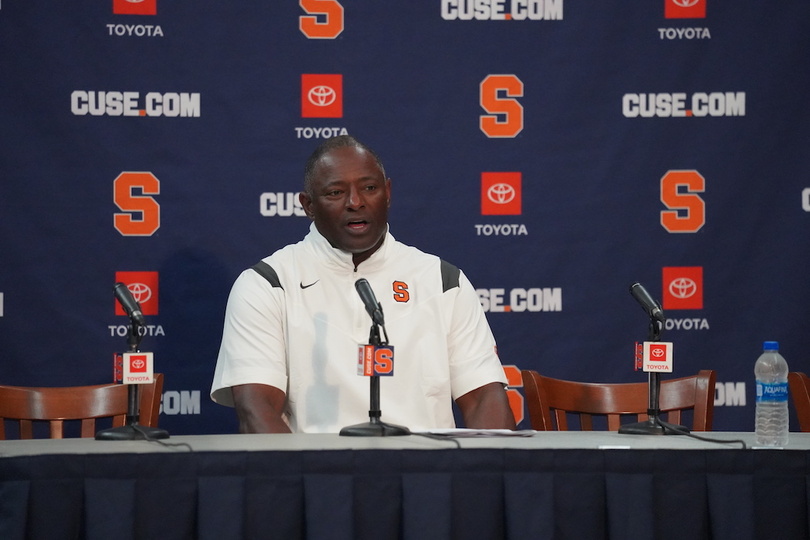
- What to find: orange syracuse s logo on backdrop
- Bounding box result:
[114,172,160,237]
[479,74,524,138]
[660,170,705,233]
[299,0,344,39]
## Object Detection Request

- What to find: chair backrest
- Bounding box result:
[0,373,164,439]
[788,372,810,432]
[520,369,716,431]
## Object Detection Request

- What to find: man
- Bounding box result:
[211,135,515,433]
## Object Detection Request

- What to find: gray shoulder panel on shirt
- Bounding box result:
[251,261,284,290]
[440,259,460,292]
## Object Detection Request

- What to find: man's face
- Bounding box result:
[300,146,391,263]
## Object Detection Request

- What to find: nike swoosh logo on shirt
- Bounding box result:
[299,280,319,289]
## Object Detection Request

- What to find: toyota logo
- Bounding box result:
[651,348,665,359]
[131,358,146,370]
[668,278,697,299]
[127,283,152,304]
[672,0,699,7]
[308,86,336,107]
[487,183,515,204]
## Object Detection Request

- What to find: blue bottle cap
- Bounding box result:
[763,341,779,351]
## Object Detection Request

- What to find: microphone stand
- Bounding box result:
[96,318,170,441]
[340,322,410,437]
[618,316,687,436]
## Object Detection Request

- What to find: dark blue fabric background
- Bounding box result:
[1,1,808,434]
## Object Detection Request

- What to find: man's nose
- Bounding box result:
[346,185,363,208]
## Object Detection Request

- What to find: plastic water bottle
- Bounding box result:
[755,341,789,446]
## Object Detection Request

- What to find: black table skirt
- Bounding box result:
[1,447,808,540]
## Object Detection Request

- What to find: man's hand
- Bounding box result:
[455,382,517,430]
[232,383,291,433]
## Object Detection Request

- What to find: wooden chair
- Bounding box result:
[0,373,164,439]
[788,372,810,432]
[521,369,716,431]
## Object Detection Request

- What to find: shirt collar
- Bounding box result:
[305,222,393,271]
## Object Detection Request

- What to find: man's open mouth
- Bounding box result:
[347,220,368,231]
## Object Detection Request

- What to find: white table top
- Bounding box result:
[1,430,806,458]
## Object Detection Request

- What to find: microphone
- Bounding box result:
[629,282,665,322]
[355,278,385,326]
[114,282,146,325]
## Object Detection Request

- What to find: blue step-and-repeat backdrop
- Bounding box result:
[1,0,809,434]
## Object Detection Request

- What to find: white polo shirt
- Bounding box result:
[211,223,507,433]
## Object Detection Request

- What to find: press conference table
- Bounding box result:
[2,431,809,540]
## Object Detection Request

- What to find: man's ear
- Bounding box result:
[299,191,315,219]
[385,178,392,208]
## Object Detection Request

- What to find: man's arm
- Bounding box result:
[232,383,292,433]
[455,381,516,429]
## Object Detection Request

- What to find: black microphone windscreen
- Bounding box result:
[629,282,665,322]
[114,282,145,324]
[355,278,384,325]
